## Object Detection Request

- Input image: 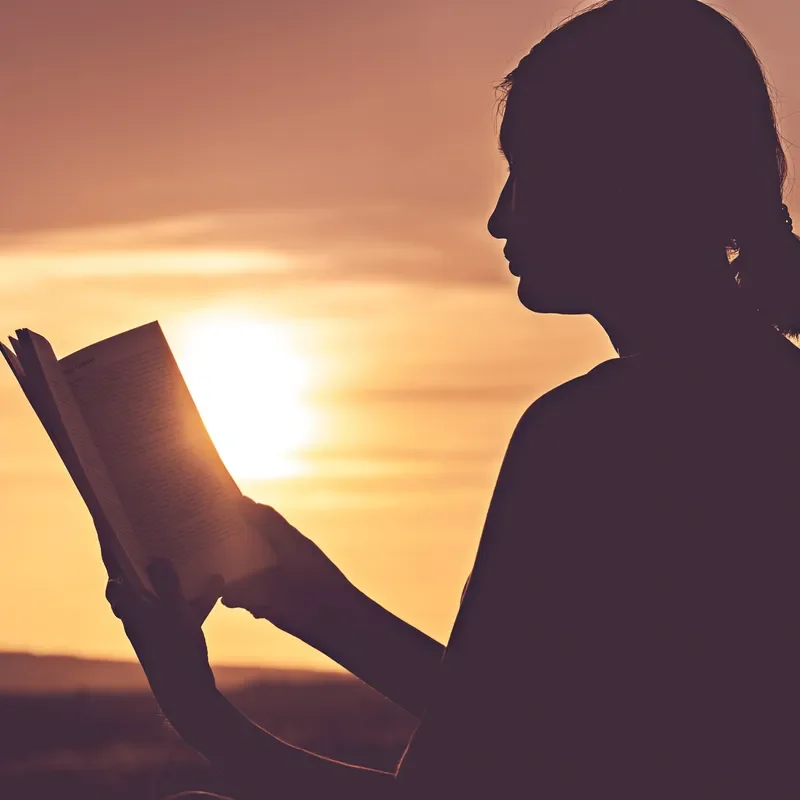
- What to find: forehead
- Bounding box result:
[499,94,527,166]
[498,64,599,168]
[497,64,558,164]
[498,110,513,163]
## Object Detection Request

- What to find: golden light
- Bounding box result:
[174,312,316,480]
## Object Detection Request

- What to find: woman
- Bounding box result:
[106,1,800,797]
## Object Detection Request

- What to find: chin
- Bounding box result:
[517,278,583,315]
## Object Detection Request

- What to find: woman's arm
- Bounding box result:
[222,499,445,718]
[103,559,400,799]
[304,585,445,719]
[173,688,398,800]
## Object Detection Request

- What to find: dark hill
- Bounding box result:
[0,651,342,694]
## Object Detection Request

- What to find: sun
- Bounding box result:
[173,312,316,480]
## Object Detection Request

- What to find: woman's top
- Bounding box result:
[395,328,800,799]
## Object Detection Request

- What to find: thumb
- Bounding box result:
[220,572,257,607]
[240,497,285,530]
[95,517,123,581]
[190,574,224,624]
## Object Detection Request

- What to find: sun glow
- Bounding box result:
[174,312,316,480]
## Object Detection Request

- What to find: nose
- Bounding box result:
[487,174,514,240]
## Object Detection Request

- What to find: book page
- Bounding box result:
[59,321,275,598]
[12,330,150,594]
[3,339,72,466]
[4,337,126,581]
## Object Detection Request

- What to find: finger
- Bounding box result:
[99,542,123,581]
[105,577,149,622]
[220,592,246,610]
[220,591,270,620]
[189,574,225,623]
[146,560,206,636]
[220,590,249,610]
[239,496,265,524]
[220,570,270,609]
[146,559,183,604]
[105,579,124,618]
[240,498,284,528]
[240,495,259,510]
[95,521,124,581]
[239,499,298,559]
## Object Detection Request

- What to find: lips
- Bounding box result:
[504,246,520,276]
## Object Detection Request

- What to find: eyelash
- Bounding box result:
[498,146,511,172]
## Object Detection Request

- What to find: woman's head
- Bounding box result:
[489,0,800,337]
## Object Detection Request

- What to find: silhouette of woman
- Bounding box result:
[105,1,800,797]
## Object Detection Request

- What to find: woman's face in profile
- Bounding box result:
[488,158,604,317]
[487,81,628,318]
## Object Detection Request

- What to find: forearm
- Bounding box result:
[223,499,445,718]
[168,689,398,799]
[308,586,445,719]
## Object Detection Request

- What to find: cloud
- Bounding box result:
[0,206,506,291]
[0,0,515,237]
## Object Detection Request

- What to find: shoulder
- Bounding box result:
[510,356,634,454]
[474,360,634,571]
[484,358,639,536]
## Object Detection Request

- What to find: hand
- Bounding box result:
[221,498,359,642]
[98,527,223,728]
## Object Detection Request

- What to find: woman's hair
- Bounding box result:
[495,0,800,338]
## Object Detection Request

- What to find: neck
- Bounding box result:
[593,249,774,360]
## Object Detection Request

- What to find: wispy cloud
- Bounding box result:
[0,249,286,287]
[0,206,505,291]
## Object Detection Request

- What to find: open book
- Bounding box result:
[1,321,276,601]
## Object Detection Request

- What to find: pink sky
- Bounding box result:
[0,0,797,668]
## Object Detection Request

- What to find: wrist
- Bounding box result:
[171,690,282,775]
[158,685,224,740]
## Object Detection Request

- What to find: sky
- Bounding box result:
[1,0,798,670]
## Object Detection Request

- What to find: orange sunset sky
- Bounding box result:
[1,0,799,670]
